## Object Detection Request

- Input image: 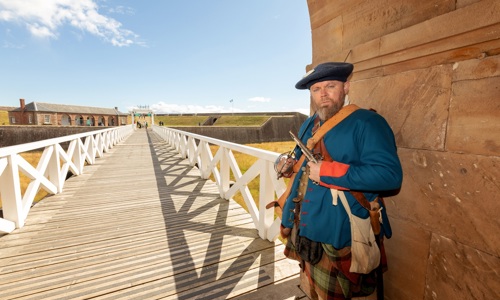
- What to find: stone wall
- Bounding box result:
[305,0,499,299]
[0,113,307,148]
[169,114,307,144]
[8,110,127,126]
[0,126,111,148]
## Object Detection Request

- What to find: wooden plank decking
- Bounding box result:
[0,130,304,300]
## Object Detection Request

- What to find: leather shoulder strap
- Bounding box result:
[307,104,359,148]
[350,191,372,210]
[268,104,360,212]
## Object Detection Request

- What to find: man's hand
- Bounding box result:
[275,154,296,178]
[307,161,323,183]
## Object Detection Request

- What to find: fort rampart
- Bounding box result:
[169,114,306,144]
[0,113,307,147]
[0,126,109,148]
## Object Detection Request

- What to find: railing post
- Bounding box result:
[1,155,24,230]
[258,160,276,241]
[76,138,85,174]
[95,132,104,158]
[46,144,63,193]
[83,135,95,165]
[179,135,187,158]
[199,141,211,179]
[187,137,197,166]
[220,148,230,197]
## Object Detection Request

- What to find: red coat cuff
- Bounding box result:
[319,161,350,190]
[320,161,350,177]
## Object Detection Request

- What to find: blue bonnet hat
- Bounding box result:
[295,62,354,90]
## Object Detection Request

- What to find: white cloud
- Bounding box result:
[106,5,135,15]
[0,0,139,46]
[27,22,56,38]
[248,96,271,103]
[140,101,308,115]
[138,102,244,114]
[2,40,24,49]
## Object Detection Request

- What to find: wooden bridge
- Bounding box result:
[0,129,304,299]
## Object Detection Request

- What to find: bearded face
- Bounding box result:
[313,96,345,121]
[310,80,348,121]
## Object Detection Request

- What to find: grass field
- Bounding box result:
[212,116,270,126]
[209,141,295,212]
[154,115,271,127]
[155,115,207,126]
[0,152,48,209]
[0,110,10,125]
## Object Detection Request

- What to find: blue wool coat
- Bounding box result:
[281,108,403,249]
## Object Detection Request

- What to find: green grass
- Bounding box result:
[155,116,208,126]
[154,115,272,127]
[0,110,9,125]
[212,116,270,126]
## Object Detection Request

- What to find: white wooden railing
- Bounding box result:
[0,125,134,234]
[153,126,287,242]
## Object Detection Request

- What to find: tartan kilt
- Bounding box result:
[284,237,388,300]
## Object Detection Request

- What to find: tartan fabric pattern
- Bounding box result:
[284,238,382,299]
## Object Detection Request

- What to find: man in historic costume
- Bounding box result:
[279,62,403,299]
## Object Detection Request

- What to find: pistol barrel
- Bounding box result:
[289,131,318,163]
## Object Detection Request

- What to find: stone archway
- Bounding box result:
[61,114,71,125]
[97,116,106,126]
[131,106,154,126]
[75,115,84,126]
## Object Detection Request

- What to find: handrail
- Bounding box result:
[153,126,286,241]
[0,125,134,234]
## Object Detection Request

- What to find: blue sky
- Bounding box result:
[0,1,312,115]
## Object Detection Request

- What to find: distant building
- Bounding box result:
[0,106,16,111]
[8,99,128,126]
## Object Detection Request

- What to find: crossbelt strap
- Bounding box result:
[307,104,359,148]
[266,104,360,212]
[350,191,372,210]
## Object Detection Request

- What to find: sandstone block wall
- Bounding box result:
[305,0,499,299]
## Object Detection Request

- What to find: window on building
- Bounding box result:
[44,115,51,124]
[28,115,33,124]
[10,117,16,124]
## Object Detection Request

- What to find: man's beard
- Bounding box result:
[314,97,345,121]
